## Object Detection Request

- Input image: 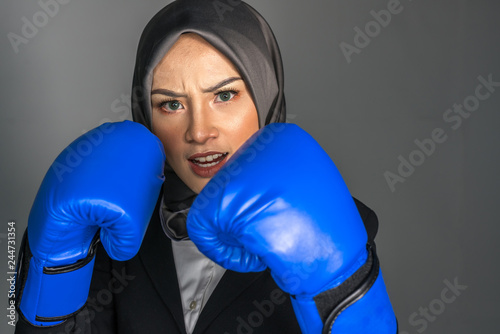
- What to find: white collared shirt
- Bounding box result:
[171,239,226,334]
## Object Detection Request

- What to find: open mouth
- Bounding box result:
[189,152,228,167]
[188,152,229,178]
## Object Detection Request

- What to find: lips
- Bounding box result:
[188,151,229,178]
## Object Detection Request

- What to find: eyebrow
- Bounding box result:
[150,77,242,97]
[202,77,242,93]
[150,88,187,98]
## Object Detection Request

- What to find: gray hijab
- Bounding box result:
[131,0,286,239]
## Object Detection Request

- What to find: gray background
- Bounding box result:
[1,0,499,333]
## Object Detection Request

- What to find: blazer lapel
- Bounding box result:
[139,205,187,333]
[193,269,265,333]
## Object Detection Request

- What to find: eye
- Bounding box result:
[215,90,237,103]
[159,100,184,112]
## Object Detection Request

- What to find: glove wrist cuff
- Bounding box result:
[291,244,398,334]
[314,243,377,326]
[17,232,99,326]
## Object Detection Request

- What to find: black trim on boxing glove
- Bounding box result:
[313,243,379,334]
[43,234,100,275]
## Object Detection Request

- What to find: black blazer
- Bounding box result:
[15,198,378,334]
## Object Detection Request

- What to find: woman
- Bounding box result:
[15,1,396,333]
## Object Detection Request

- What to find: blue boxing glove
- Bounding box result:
[16,121,165,326]
[187,124,397,333]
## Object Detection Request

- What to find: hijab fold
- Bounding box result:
[131,0,286,240]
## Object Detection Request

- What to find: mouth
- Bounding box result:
[188,151,229,178]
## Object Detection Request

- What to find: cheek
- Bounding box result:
[152,120,183,164]
[230,104,259,145]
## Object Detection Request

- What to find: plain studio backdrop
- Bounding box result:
[1,0,499,333]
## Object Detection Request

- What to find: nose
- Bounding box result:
[184,105,219,144]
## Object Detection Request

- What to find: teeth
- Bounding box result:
[193,160,220,167]
[193,153,223,163]
[191,153,226,167]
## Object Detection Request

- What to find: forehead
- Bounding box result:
[153,33,240,82]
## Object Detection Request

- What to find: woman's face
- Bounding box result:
[151,33,259,194]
